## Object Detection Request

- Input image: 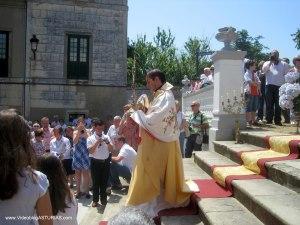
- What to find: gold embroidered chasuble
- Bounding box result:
[126,82,197,208]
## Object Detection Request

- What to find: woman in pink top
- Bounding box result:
[41,117,53,152]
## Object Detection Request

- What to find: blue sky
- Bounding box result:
[128,0,300,61]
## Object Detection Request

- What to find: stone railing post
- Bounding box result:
[209,27,247,150]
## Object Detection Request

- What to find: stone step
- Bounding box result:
[266,159,300,193]
[214,141,265,164]
[193,151,238,177]
[239,130,290,147]
[233,179,300,225]
[161,215,203,225]
[184,158,263,225]
[102,186,128,221]
[198,198,263,225]
[194,151,300,225]
[214,141,300,193]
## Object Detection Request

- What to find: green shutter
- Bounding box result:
[67,34,89,79]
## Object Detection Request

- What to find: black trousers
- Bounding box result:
[282,109,290,123]
[265,84,281,124]
[90,157,110,203]
[185,134,202,158]
[257,76,265,120]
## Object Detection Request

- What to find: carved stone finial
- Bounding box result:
[215,27,237,51]
[181,75,190,93]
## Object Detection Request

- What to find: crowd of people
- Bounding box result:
[0,69,207,225]
[243,50,300,126]
[188,65,214,92]
[3,52,298,224]
[0,109,139,224]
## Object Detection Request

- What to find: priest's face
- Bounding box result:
[146,75,161,92]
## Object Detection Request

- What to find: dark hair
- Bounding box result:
[34,128,44,137]
[116,135,126,143]
[91,117,99,125]
[37,154,72,215]
[245,60,255,70]
[93,119,105,127]
[54,127,63,135]
[0,109,36,200]
[146,69,166,84]
[65,126,74,131]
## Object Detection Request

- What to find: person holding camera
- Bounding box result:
[72,117,90,199]
[262,50,290,125]
[87,119,113,207]
[185,101,209,158]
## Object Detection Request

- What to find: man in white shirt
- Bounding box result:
[262,50,290,125]
[107,116,121,145]
[50,125,71,160]
[109,136,137,189]
[87,119,113,207]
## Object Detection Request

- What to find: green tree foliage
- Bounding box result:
[292,29,300,50]
[127,27,212,86]
[181,37,211,80]
[234,29,269,62]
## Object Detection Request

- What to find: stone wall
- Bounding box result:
[182,85,214,120]
[27,0,128,86]
[0,83,23,111]
[0,0,26,78]
[0,0,128,120]
[29,84,127,122]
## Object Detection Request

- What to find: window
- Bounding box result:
[0,31,9,77]
[67,35,89,79]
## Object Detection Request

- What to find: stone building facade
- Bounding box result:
[0,0,128,122]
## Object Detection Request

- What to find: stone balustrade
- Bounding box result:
[182,85,214,121]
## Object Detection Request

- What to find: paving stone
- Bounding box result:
[183,158,211,180]
[161,215,203,225]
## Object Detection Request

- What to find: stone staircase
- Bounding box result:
[191,129,300,225]
[97,129,300,225]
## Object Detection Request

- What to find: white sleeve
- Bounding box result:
[106,126,112,137]
[255,73,261,84]
[49,140,55,153]
[64,138,71,155]
[86,136,94,149]
[262,61,271,73]
[35,171,49,198]
[244,71,252,83]
[118,148,128,158]
[106,135,112,145]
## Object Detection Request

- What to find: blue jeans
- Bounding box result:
[245,94,259,112]
[109,162,131,187]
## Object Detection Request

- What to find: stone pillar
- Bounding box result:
[209,50,246,149]
[209,50,247,150]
